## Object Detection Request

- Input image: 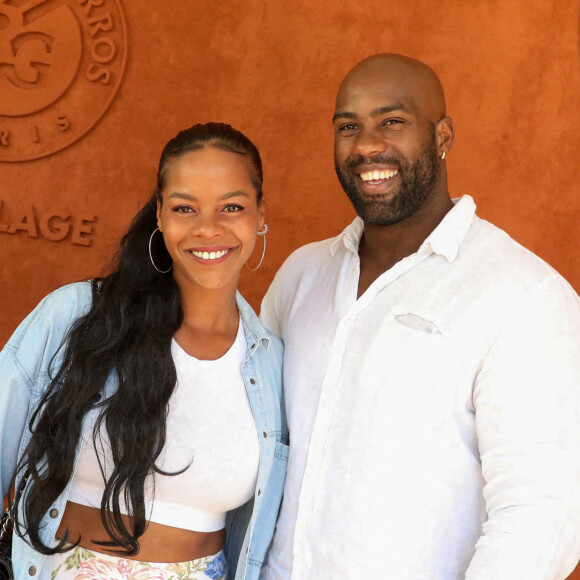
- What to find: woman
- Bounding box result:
[0,123,288,580]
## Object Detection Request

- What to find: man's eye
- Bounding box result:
[382,118,403,126]
[223,204,243,213]
[339,123,358,132]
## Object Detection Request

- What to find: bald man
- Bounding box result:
[260,54,580,579]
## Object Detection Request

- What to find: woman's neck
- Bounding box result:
[174,284,240,360]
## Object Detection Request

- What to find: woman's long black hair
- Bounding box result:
[12,123,264,556]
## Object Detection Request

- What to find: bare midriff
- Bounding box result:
[55,501,225,563]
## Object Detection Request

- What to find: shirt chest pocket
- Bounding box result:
[351,309,471,418]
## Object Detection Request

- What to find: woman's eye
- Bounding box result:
[174,206,195,213]
[222,204,243,213]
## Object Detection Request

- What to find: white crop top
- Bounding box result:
[68,320,260,532]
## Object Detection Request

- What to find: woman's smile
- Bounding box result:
[187,246,234,263]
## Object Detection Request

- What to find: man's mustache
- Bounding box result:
[344,154,404,172]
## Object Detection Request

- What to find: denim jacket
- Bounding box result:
[0,282,288,580]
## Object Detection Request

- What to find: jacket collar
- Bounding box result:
[236,291,271,352]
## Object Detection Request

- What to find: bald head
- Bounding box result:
[336,53,447,123]
[332,53,455,228]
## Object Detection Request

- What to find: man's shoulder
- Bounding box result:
[260,234,344,332]
[466,215,577,295]
[275,236,340,279]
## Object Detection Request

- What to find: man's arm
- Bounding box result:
[260,278,281,338]
[466,276,580,579]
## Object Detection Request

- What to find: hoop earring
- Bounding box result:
[149,228,173,274]
[441,151,446,160]
[246,224,268,271]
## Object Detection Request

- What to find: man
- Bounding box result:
[260,54,580,579]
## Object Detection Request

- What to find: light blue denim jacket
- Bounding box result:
[0,282,288,580]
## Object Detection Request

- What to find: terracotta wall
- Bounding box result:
[1,0,579,574]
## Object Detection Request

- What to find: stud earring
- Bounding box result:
[246,224,268,271]
[441,152,446,160]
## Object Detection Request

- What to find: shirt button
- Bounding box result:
[263,431,267,438]
[29,566,37,575]
[250,378,256,385]
[258,489,262,496]
[49,508,59,518]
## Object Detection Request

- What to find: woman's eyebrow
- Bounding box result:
[166,190,250,201]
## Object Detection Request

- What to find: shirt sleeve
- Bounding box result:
[260,269,284,338]
[466,276,580,579]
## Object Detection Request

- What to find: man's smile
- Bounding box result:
[354,165,401,194]
[358,168,399,183]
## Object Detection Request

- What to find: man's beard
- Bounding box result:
[334,134,441,226]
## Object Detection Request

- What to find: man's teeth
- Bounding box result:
[359,169,399,182]
[191,249,229,260]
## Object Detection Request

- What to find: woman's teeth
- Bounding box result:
[359,169,399,182]
[191,249,229,260]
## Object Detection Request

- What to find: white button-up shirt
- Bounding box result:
[260,196,580,580]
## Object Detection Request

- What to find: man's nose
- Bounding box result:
[353,128,388,158]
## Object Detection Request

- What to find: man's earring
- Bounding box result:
[441,152,446,160]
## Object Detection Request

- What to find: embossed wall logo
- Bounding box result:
[0,0,127,162]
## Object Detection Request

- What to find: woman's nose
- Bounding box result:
[191,213,223,237]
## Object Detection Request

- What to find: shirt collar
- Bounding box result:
[330,216,364,256]
[330,195,477,263]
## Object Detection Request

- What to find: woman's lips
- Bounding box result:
[186,247,234,264]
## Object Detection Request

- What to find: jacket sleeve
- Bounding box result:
[466,276,580,580]
[0,301,46,498]
[0,283,89,499]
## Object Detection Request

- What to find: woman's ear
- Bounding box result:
[258,199,266,229]
[156,196,162,231]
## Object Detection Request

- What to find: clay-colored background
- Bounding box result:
[2,0,579,343]
[1,0,579,575]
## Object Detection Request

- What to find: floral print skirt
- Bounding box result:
[40,545,227,580]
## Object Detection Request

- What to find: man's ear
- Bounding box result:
[435,116,455,159]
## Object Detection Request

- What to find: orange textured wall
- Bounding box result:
[1,1,579,574]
